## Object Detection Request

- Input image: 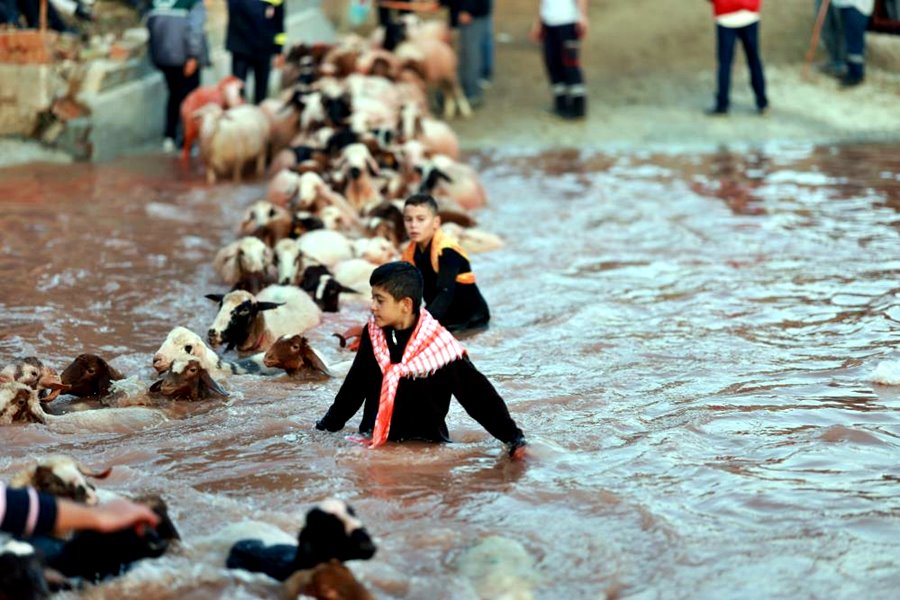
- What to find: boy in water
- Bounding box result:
[316,262,527,458]
[402,193,491,332]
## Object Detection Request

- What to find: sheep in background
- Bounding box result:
[59,354,124,399]
[297,229,355,269]
[180,75,245,161]
[10,455,112,505]
[0,357,68,403]
[297,264,359,313]
[205,285,322,354]
[0,540,51,600]
[213,236,275,294]
[195,104,271,184]
[337,143,383,211]
[274,238,305,285]
[284,560,374,600]
[0,382,49,424]
[238,201,294,247]
[418,154,487,211]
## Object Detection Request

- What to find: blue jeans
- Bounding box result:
[458,15,490,100]
[481,14,494,82]
[815,0,846,69]
[715,22,767,111]
[840,6,869,81]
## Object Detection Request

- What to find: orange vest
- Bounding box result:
[401,228,476,285]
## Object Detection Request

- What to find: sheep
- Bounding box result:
[418,154,487,211]
[274,237,305,285]
[226,498,377,582]
[195,103,271,184]
[297,229,355,269]
[283,560,373,600]
[59,353,124,399]
[351,236,400,265]
[337,143,383,211]
[0,357,68,403]
[331,258,377,299]
[205,285,322,354]
[441,222,505,254]
[152,326,272,378]
[263,334,332,378]
[10,455,112,505]
[35,494,180,583]
[238,201,294,247]
[148,358,229,401]
[298,264,359,313]
[213,236,275,293]
[0,382,48,424]
[0,539,51,600]
[180,74,245,161]
[398,101,459,160]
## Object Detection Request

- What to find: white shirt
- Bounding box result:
[540,0,580,26]
[716,10,761,28]
[832,0,875,16]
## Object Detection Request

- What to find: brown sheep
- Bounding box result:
[263,335,331,378]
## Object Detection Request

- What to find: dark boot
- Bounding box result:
[568,94,586,118]
[553,94,569,117]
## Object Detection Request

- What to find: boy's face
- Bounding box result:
[371,285,410,329]
[403,204,440,246]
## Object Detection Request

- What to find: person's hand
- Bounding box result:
[507,435,528,460]
[315,419,328,431]
[92,498,160,534]
[459,11,473,26]
[183,58,198,77]
[274,53,286,69]
[529,19,543,43]
[576,15,589,39]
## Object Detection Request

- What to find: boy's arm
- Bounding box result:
[450,356,526,452]
[426,249,467,321]
[316,327,375,431]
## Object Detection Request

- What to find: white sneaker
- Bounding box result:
[479,79,493,90]
[162,138,176,153]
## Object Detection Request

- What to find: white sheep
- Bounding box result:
[297,229,355,269]
[274,237,305,285]
[205,285,322,354]
[337,143,383,211]
[213,236,274,293]
[152,326,271,378]
[419,154,487,211]
[238,200,293,246]
[196,104,271,184]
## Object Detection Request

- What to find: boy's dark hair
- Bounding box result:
[370,262,423,312]
[403,193,439,215]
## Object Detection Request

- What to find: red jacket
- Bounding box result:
[713,0,761,17]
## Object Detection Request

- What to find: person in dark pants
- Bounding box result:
[707,0,768,115]
[226,0,286,104]
[315,261,527,458]
[147,0,210,151]
[531,0,588,119]
[814,0,846,77]
[833,0,874,87]
[456,0,492,107]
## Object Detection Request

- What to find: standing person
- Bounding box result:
[456,0,492,108]
[706,0,768,116]
[225,0,286,104]
[530,0,588,119]
[146,0,210,151]
[315,261,527,458]
[815,0,846,77]
[402,193,490,332]
[832,0,874,87]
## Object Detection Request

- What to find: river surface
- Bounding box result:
[1,144,899,599]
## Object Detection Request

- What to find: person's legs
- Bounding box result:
[160,66,182,143]
[738,22,767,111]
[480,13,494,84]
[714,24,738,113]
[820,0,846,73]
[252,54,272,104]
[541,24,567,115]
[457,16,486,104]
[232,53,251,99]
[559,23,586,118]
[840,6,869,85]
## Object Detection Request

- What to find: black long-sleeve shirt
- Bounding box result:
[226,0,285,57]
[317,323,522,445]
[413,244,490,332]
[1,483,58,537]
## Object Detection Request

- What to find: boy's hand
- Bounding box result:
[507,435,528,460]
[529,19,543,43]
[576,16,589,39]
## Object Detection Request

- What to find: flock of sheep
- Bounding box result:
[0,14,513,599]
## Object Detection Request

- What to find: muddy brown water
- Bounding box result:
[1,145,899,598]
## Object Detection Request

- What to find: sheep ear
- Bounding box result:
[256,301,284,312]
[200,370,228,398]
[205,294,224,303]
[107,364,125,381]
[366,155,380,177]
[149,379,163,393]
[436,168,453,183]
[338,283,359,295]
[303,346,332,377]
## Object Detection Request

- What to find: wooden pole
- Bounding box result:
[803,0,832,80]
[40,0,48,34]
[377,1,440,13]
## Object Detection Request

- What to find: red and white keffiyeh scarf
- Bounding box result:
[366,309,466,448]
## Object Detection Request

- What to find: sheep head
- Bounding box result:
[10,454,112,505]
[149,359,228,401]
[60,354,125,398]
[263,334,331,377]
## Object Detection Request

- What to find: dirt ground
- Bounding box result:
[439,0,900,150]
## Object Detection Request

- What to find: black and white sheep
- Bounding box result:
[152,326,272,378]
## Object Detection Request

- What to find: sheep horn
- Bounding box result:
[77,462,113,479]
